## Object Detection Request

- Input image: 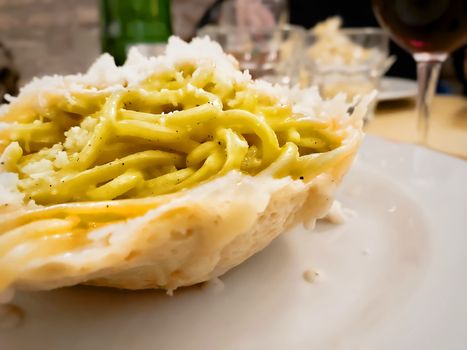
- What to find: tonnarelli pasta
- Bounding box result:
[0,61,352,288]
[0,31,372,295]
[1,64,346,208]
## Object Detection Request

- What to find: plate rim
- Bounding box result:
[378,77,418,102]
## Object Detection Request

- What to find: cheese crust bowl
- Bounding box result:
[0,37,371,295]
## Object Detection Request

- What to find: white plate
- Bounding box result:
[2,136,467,350]
[378,77,418,102]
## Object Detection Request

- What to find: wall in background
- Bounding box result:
[0,0,215,84]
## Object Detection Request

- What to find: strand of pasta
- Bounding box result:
[86,169,144,201]
[114,120,199,153]
[67,91,122,171]
[0,196,176,235]
[0,218,78,258]
[216,128,249,175]
[27,150,184,204]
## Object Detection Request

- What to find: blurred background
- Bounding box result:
[0,0,465,93]
[0,0,209,87]
[0,0,465,157]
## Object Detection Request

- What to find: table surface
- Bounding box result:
[367,95,467,159]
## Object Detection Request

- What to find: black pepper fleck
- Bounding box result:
[299,176,304,180]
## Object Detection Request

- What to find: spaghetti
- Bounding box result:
[0,58,351,290]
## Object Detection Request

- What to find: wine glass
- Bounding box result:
[197,24,305,81]
[371,0,467,143]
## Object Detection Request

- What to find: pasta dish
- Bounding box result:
[0,37,370,296]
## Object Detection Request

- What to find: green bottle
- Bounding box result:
[100,0,172,65]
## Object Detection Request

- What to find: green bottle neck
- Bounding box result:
[100,0,172,65]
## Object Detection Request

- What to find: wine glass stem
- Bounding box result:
[413,53,447,143]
